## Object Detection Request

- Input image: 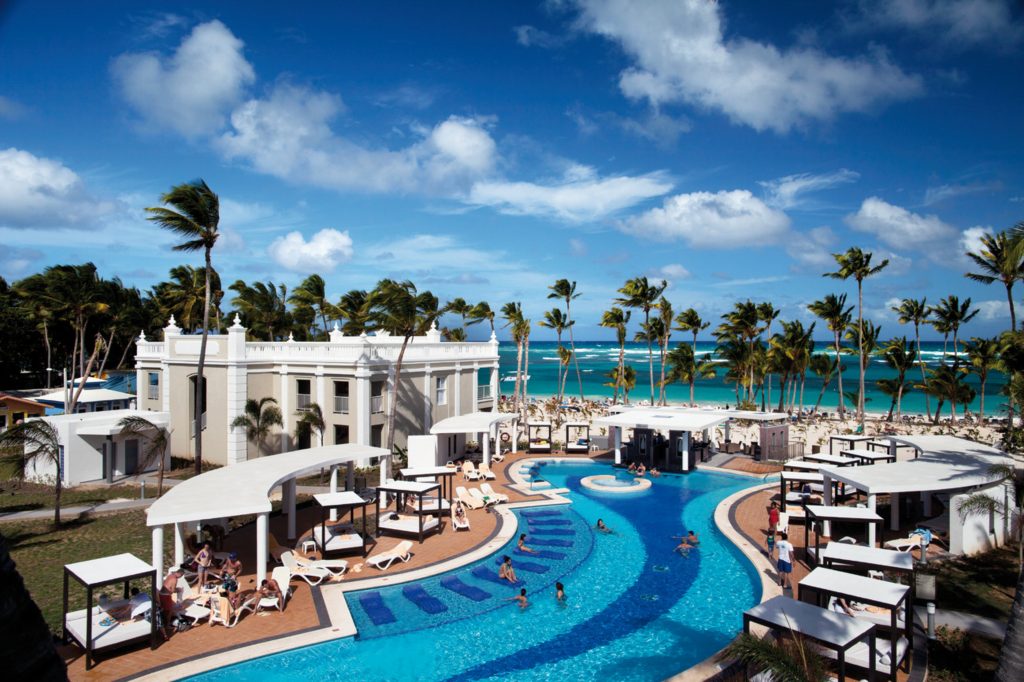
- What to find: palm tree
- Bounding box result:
[0,420,64,526]
[441,327,467,342]
[43,263,109,380]
[556,345,573,401]
[230,280,289,341]
[230,397,283,457]
[921,363,972,424]
[655,296,673,405]
[675,308,709,354]
[146,179,221,476]
[117,415,171,496]
[549,280,584,400]
[616,276,667,405]
[501,302,525,414]
[367,279,441,452]
[634,318,667,402]
[12,274,57,387]
[757,302,780,410]
[715,331,753,405]
[892,298,932,420]
[337,289,370,335]
[446,297,472,335]
[965,229,1024,331]
[152,265,214,333]
[289,275,337,340]
[618,365,638,403]
[962,337,1001,421]
[467,301,496,335]
[665,343,718,406]
[294,402,326,448]
[600,307,631,404]
[878,337,916,421]
[719,301,762,403]
[930,295,979,368]
[725,631,828,682]
[539,308,571,404]
[825,247,889,426]
[808,353,838,413]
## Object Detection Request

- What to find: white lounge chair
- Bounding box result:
[462,462,481,481]
[884,533,930,552]
[209,595,256,628]
[776,512,789,535]
[491,452,505,463]
[280,551,331,585]
[258,567,293,613]
[477,462,498,480]
[366,540,414,570]
[452,510,471,531]
[469,487,498,507]
[456,486,485,510]
[294,552,348,577]
[480,483,509,504]
[173,581,212,625]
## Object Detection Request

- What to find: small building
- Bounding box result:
[0,393,48,432]
[34,387,137,414]
[23,409,170,487]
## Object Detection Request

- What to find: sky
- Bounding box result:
[1,0,1022,342]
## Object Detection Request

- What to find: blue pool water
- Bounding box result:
[189,461,760,681]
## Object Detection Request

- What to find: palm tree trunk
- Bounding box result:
[915,323,931,420]
[777,373,787,412]
[97,331,115,377]
[886,396,896,421]
[43,322,51,389]
[659,339,668,405]
[834,332,846,419]
[799,372,806,415]
[994,568,1024,682]
[195,248,212,475]
[386,337,410,452]
[522,334,531,425]
[616,343,625,404]
[896,380,904,420]
[933,399,944,425]
[116,339,133,369]
[980,376,986,421]
[568,300,584,400]
[1005,282,1017,333]
[813,375,830,413]
[689,378,695,405]
[857,281,865,426]
[512,339,523,416]
[645,310,654,404]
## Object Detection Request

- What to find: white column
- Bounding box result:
[355,367,371,446]
[226,316,248,465]
[279,366,290,453]
[724,422,731,442]
[453,364,462,417]
[423,368,433,432]
[256,513,269,586]
[491,364,499,412]
[891,492,901,531]
[380,454,390,507]
[613,426,622,465]
[867,494,877,546]
[471,364,479,413]
[285,479,297,541]
[330,466,339,521]
[681,432,690,472]
[151,526,164,585]
[822,473,834,536]
[889,439,898,460]
[173,522,185,567]
[483,428,491,466]
[316,367,326,417]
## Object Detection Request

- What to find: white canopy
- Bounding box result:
[429,411,517,435]
[146,443,389,526]
[65,553,154,586]
[36,388,137,405]
[805,505,882,523]
[593,408,729,433]
[820,542,915,572]
[745,595,874,647]
[801,567,909,607]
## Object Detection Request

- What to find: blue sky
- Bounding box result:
[1,0,1022,341]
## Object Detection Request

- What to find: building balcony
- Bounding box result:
[371,395,384,414]
[477,385,492,401]
[297,394,312,411]
[334,396,350,414]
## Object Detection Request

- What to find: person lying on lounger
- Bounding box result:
[498,556,518,584]
[517,534,538,554]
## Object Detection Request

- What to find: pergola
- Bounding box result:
[312,491,371,556]
[429,411,518,465]
[803,504,883,564]
[593,407,731,468]
[376,480,442,543]
[818,436,1010,547]
[146,443,389,586]
[400,465,456,503]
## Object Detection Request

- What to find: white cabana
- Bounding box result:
[146,443,389,586]
[818,436,1011,549]
[429,411,518,465]
[593,407,731,467]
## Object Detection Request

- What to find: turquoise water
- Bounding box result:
[189,462,760,681]
[501,341,1007,415]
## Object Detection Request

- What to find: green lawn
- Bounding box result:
[925,545,1019,621]
[928,627,1001,681]
[0,481,143,514]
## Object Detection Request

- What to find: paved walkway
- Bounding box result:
[915,606,1007,639]
[0,497,155,522]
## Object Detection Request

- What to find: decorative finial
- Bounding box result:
[138,330,147,342]
[287,331,295,342]
[231,313,244,329]
[167,315,177,326]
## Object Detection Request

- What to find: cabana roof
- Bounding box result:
[604,405,786,424]
[36,388,136,405]
[429,411,517,435]
[593,408,730,433]
[65,553,154,586]
[146,443,389,526]
[820,436,1008,496]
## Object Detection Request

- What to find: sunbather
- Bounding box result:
[104,588,150,622]
[555,582,566,603]
[196,542,216,586]
[517,533,538,554]
[498,556,518,584]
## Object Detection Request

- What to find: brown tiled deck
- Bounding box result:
[62,450,586,681]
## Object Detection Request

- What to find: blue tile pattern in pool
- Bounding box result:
[187,461,761,682]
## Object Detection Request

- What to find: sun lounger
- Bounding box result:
[530,538,573,547]
[471,565,524,587]
[65,601,155,653]
[377,513,439,538]
[174,582,211,625]
[358,591,396,626]
[776,512,789,534]
[493,558,549,574]
[526,518,571,526]
[366,540,414,570]
[461,462,481,481]
[480,483,509,503]
[268,532,293,565]
[258,567,293,612]
[468,488,499,507]
[294,552,348,577]
[402,585,448,614]
[281,552,331,585]
[440,576,490,601]
[209,595,256,628]
[310,524,365,555]
[491,452,505,462]
[527,526,575,536]
[514,548,565,560]
[452,512,471,531]
[456,486,485,510]
[476,462,498,480]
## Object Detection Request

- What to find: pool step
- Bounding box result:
[494,558,549,574]
[440,576,490,602]
[402,585,447,614]
[530,538,573,547]
[515,548,565,560]
[526,518,571,526]
[520,510,564,518]
[358,592,396,626]
[527,527,575,536]
[472,566,525,587]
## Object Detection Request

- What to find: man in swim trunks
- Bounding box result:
[776,532,794,589]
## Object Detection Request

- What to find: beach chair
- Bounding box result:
[366,540,414,571]
[293,552,348,577]
[452,511,471,531]
[209,595,256,628]
[776,512,789,535]
[257,567,293,613]
[469,488,499,507]
[280,551,331,586]
[174,581,212,625]
[456,486,485,510]
[480,483,509,504]
[884,531,934,553]
[462,462,481,481]
[491,452,505,463]
[268,532,293,565]
[477,462,498,480]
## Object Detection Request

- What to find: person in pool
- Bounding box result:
[596,518,613,534]
[508,588,528,609]
[555,582,566,603]
[517,533,538,554]
[498,555,518,584]
[627,462,637,473]
[636,463,646,476]
[650,466,661,478]
[674,530,699,554]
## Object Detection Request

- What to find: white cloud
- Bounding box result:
[0,96,27,120]
[786,226,839,268]
[268,228,354,272]
[922,180,1001,205]
[845,197,959,259]
[853,0,1023,49]
[0,246,42,277]
[112,20,255,137]
[616,109,691,145]
[466,165,672,222]
[0,148,119,228]
[571,0,922,133]
[975,299,1011,321]
[959,225,994,257]
[514,25,567,48]
[761,169,860,209]
[656,263,691,280]
[621,189,791,248]
[370,84,437,110]
[568,238,588,256]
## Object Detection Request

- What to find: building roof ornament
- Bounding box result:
[164,315,182,336]
[329,321,344,343]
[230,314,244,330]
[137,330,147,342]
[287,331,295,342]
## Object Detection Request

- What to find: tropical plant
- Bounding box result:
[674,308,709,353]
[230,279,289,341]
[117,415,171,496]
[962,337,1001,421]
[878,337,916,421]
[718,301,763,403]
[549,279,584,400]
[446,297,472,334]
[12,274,57,388]
[655,296,673,405]
[892,297,933,420]
[956,463,1023,570]
[289,274,337,339]
[440,327,467,342]
[294,402,326,448]
[151,265,217,333]
[146,179,221,475]
[725,631,828,682]
[539,307,571,404]
[41,263,109,380]
[616,276,667,405]
[337,289,370,335]
[770,320,815,413]
[367,279,441,451]
[665,343,717,406]
[619,365,638,403]
[502,302,526,414]
[757,302,780,410]
[230,397,283,457]
[600,306,631,404]
[0,420,64,526]
[808,353,838,413]
[467,301,496,335]
[930,295,978,368]
[825,247,889,426]
[965,228,1024,331]
[920,364,974,424]
[809,293,854,420]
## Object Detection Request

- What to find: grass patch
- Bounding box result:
[0,481,142,514]
[928,626,1001,681]
[923,545,1019,621]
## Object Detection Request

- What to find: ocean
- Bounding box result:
[497,340,1008,416]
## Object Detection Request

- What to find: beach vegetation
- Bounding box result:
[230,396,283,456]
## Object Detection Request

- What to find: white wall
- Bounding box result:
[950,482,1015,555]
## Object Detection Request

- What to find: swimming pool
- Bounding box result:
[189,461,761,681]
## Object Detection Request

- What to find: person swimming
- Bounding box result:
[509,587,528,609]
[555,582,566,603]
[596,518,613,534]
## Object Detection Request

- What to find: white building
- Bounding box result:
[133,315,501,467]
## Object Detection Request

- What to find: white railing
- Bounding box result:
[371,395,384,414]
[477,385,492,400]
[135,342,164,358]
[148,385,159,400]
[297,394,312,411]
[334,395,350,414]
[244,340,498,364]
